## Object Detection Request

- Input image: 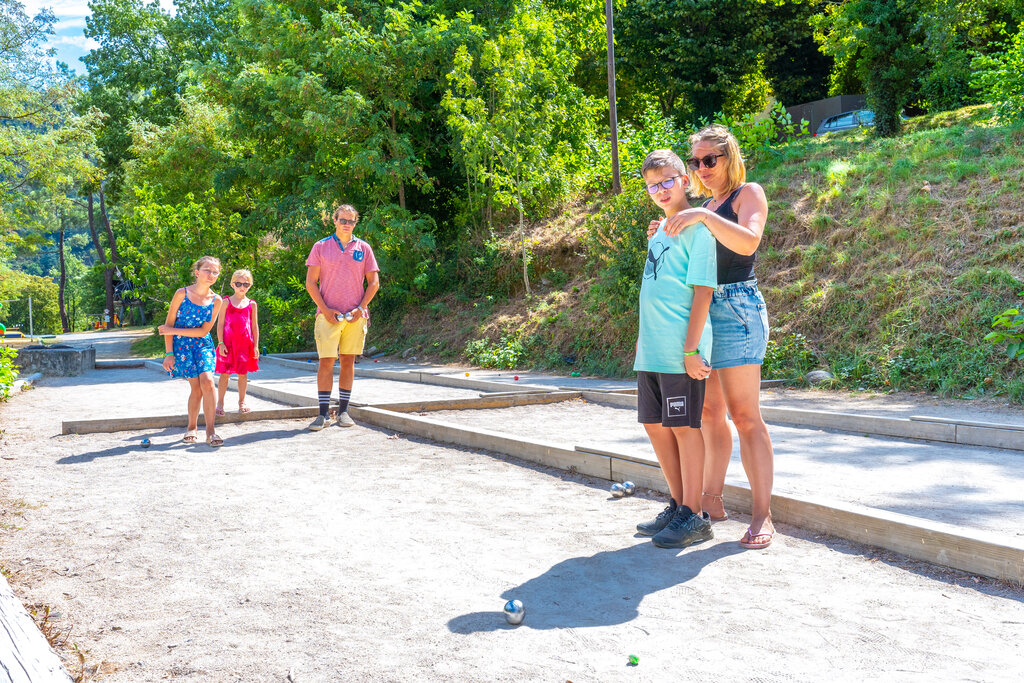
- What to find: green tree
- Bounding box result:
[82,0,237,191]
[443,1,599,296]
[972,23,1024,120]
[616,0,773,123]
[761,0,834,105]
[1,0,103,255]
[814,0,926,135]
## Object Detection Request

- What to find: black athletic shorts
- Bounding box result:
[637,371,706,428]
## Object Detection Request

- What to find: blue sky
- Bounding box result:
[23,1,174,73]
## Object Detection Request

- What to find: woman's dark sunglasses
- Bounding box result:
[686,153,726,170]
[645,176,682,194]
[233,282,252,288]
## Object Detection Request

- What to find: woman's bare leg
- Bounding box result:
[700,370,733,520]
[717,364,774,537]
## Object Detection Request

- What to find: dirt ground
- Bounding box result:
[1,371,1023,682]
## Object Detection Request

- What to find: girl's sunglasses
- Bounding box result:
[686,153,726,170]
[233,282,252,288]
[645,176,682,194]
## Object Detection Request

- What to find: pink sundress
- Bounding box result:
[215,299,259,374]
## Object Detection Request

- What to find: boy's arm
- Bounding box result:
[683,286,713,380]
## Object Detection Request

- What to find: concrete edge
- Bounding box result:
[95,359,146,369]
[370,391,580,413]
[0,575,73,682]
[349,406,613,481]
[61,406,319,435]
[910,415,1024,431]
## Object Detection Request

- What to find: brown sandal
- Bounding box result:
[702,492,729,523]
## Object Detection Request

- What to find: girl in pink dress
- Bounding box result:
[215,269,260,414]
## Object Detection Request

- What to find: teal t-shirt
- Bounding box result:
[633,219,718,374]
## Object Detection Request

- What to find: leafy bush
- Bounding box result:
[711,102,809,162]
[465,336,527,369]
[972,29,1024,121]
[984,291,1024,359]
[762,333,819,380]
[0,347,18,400]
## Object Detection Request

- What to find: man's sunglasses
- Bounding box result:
[336,218,357,225]
[645,176,682,194]
[233,282,252,288]
[686,153,726,170]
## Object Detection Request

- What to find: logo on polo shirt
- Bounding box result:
[666,396,687,417]
[353,250,364,262]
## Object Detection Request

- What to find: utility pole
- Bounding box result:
[606,0,621,195]
[28,296,34,340]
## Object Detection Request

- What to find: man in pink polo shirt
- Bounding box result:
[304,204,381,429]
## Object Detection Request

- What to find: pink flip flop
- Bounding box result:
[740,527,774,549]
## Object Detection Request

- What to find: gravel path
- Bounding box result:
[1,370,1023,681]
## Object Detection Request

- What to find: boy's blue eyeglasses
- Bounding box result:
[645,176,682,194]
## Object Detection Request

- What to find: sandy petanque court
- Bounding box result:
[1,365,1023,681]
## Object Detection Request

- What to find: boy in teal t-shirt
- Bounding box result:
[633,149,717,549]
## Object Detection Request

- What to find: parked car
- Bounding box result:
[814,109,876,136]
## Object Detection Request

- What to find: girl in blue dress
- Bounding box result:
[158,256,225,446]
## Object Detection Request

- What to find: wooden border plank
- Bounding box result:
[0,576,73,682]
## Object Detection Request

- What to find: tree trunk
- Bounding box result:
[98,187,118,328]
[86,193,116,329]
[57,213,70,333]
[99,184,120,263]
[392,112,406,210]
[516,184,530,298]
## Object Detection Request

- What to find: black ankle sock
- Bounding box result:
[318,391,331,417]
[338,389,351,413]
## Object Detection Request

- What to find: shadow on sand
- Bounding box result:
[448,538,744,632]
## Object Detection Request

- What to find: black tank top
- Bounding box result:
[703,184,756,285]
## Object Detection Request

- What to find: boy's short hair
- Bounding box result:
[231,269,253,283]
[688,125,746,197]
[332,204,360,222]
[641,149,687,179]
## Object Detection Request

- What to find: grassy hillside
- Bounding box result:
[370,105,1024,402]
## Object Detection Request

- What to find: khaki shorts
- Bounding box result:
[314,313,368,358]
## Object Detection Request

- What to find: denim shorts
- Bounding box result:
[709,279,769,369]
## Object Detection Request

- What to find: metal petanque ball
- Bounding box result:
[622,481,636,496]
[141,438,151,448]
[503,599,525,625]
[610,483,626,498]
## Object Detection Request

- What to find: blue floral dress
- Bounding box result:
[171,295,217,378]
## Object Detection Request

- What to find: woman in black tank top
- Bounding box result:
[655,124,777,549]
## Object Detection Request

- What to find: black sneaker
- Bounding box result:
[652,506,714,549]
[636,501,678,536]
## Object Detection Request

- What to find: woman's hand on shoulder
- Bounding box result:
[663,208,711,237]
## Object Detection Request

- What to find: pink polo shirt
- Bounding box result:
[305,235,379,315]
